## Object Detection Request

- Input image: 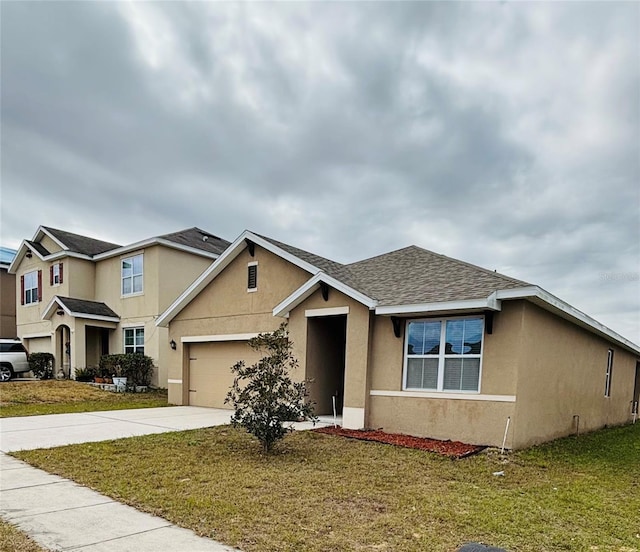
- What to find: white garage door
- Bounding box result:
[188,341,262,408]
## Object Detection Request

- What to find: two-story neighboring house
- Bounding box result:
[1,247,18,337]
[9,226,230,386]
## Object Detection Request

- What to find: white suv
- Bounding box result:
[0,339,30,382]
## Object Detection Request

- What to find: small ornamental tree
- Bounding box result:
[225,323,317,453]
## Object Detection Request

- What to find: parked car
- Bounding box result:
[0,338,30,381]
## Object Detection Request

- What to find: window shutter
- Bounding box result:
[50,265,54,285]
[37,270,42,302]
[20,275,25,305]
[59,263,63,284]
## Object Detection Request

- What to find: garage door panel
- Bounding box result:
[188,341,262,408]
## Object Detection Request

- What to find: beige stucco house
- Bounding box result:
[9,226,230,386]
[157,230,640,449]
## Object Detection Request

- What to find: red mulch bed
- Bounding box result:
[314,426,486,459]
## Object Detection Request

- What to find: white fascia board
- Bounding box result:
[273,272,377,318]
[155,234,250,327]
[9,245,93,273]
[47,251,92,262]
[41,296,119,323]
[8,241,39,273]
[497,286,640,355]
[69,312,119,323]
[181,333,261,343]
[38,227,69,251]
[376,296,502,316]
[41,296,66,320]
[273,276,321,318]
[157,230,326,327]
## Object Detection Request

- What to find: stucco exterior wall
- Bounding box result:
[40,235,63,254]
[157,247,211,313]
[288,288,372,428]
[95,247,159,318]
[513,301,638,449]
[167,245,312,404]
[366,301,526,448]
[0,269,16,337]
[67,258,95,300]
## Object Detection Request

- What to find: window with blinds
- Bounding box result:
[404,317,484,392]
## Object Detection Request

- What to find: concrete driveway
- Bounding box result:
[0,406,336,452]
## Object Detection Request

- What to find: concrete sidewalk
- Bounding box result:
[1,453,237,551]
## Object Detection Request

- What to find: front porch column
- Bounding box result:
[70,320,86,377]
[342,308,372,429]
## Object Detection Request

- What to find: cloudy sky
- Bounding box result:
[1,2,638,341]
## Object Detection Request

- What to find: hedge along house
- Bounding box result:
[9,226,230,386]
[157,230,640,449]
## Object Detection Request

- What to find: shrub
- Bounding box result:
[99,354,154,388]
[225,323,317,453]
[29,352,55,380]
[74,366,98,382]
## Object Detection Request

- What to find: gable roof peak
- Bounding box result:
[40,226,121,256]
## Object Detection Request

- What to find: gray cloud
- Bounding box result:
[1,1,638,340]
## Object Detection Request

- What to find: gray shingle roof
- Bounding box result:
[255,233,346,277]
[56,297,119,319]
[344,246,529,306]
[27,240,51,257]
[257,233,529,306]
[158,227,230,256]
[43,227,121,256]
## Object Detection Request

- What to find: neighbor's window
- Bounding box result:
[51,263,63,285]
[605,349,614,397]
[23,271,40,305]
[405,317,484,392]
[124,327,144,355]
[122,254,143,296]
[247,262,258,291]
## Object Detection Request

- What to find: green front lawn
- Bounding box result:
[0,380,168,417]
[14,422,640,552]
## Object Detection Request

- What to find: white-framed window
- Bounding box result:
[51,263,62,285]
[404,316,484,392]
[23,271,40,305]
[247,261,258,292]
[122,254,143,296]
[124,327,144,355]
[605,349,614,397]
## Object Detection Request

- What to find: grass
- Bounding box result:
[0,380,168,417]
[0,519,46,552]
[13,422,640,552]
